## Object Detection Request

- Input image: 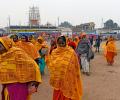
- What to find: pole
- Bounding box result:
[58,17,59,27]
[8,16,11,34]
[101,18,103,28]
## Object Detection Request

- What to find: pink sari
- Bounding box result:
[2,83,28,100]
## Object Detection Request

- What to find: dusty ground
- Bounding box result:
[0,41,120,100]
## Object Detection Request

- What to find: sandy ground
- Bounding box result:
[0,41,120,100]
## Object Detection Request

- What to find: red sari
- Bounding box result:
[68,41,76,50]
[53,90,72,100]
[106,52,115,65]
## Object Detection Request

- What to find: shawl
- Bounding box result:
[106,41,117,53]
[35,36,48,51]
[16,41,40,60]
[0,37,41,84]
[47,46,82,100]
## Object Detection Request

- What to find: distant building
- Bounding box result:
[104,19,119,29]
[72,22,95,34]
[72,26,82,34]
[79,22,95,31]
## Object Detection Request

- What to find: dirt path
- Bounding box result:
[31,52,120,100]
[82,52,120,100]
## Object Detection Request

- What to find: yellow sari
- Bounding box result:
[16,41,40,60]
[46,46,83,100]
[0,37,42,100]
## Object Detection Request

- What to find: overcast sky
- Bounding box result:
[0,0,120,27]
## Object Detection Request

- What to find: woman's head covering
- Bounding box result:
[21,35,29,42]
[68,41,76,50]
[51,38,57,46]
[38,36,44,43]
[74,36,79,41]
[13,34,18,38]
[0,37,14,50]
[67,37,72,43]
[0,37,42,84]
[47,40,82,99]
[35,36,48,51]
[81,32,87,39]
[74,36,79,46]
[29,35,34,40]
[12,35,19,42]
[108,35,114,41]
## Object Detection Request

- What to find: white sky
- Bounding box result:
[0,0,120,28]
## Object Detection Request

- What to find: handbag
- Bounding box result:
[88,48,94,60]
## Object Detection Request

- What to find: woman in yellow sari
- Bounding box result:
[74,36,79,47]
[46,36,83,100]
[105,36,117,65]
[35,36,48,74]
[29,35,36,45]
[0,37,41,100]
[16,35,40,60]
[12,35,19,44]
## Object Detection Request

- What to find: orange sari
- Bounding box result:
[0,37,41,100]
[35,36,48,50]
[16,41,40,60]
[0,37,41,84]
[74,36,79,47]
[46,47,82,100]
[106,52,115,64]
[105,40,117,65]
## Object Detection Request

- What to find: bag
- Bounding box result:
[88,48,94,60]
[93,44,97,47]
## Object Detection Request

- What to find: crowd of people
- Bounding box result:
[0,32,117,100]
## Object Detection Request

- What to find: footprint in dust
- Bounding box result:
[108,70,117,73]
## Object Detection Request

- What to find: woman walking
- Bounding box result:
[0,37,41,100]
[104,36,117,65]
[46,36,83,100]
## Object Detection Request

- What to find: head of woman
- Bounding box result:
[0,37,13,54]
[74,36,79,42]
[0,42,7,54]
[13,35,19,42]
[21,35,29,42]
[108,35,114,41]
[51,38,57,46]
[57,36,66,47]
[37,36,44,44]
[67,38,72,43]
[29,35,33,40]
